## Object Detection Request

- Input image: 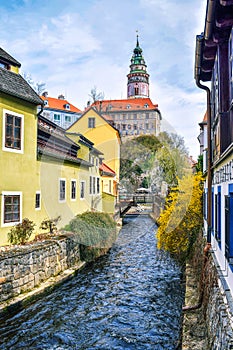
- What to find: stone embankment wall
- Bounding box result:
[183,252,233,349]
[0,234,85,306]
[205,254,233,349]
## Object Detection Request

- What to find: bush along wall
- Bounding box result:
[64,212,118,262]
[0,212,118,309]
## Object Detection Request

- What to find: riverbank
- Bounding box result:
[0,260,86,318]
[182,263,208,349]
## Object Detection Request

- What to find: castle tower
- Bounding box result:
[127,35,150,99]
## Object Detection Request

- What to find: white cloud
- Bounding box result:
[0,0,207,158]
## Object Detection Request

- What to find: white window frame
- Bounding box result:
[1,191,22,227]
[71,179,77,201]
[59,178,66,202]
[2,109,24,154]
[35,191,41,210]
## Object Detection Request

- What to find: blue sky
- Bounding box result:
[0,0,207,158]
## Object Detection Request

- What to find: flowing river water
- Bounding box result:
[0,215,184,350]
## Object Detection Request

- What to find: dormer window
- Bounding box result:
[126,104,131,109]
[65,104,70,110]
[44,100,48,106]
[144,103,149,108]
[0,62,9,70]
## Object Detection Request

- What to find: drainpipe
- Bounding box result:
[195,34,212,249]
[37,103,44,118]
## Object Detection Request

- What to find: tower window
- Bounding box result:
[135,87,139,95]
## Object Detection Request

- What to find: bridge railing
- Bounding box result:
[119,193,156,204]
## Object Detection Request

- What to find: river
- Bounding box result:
[0,215,184,350]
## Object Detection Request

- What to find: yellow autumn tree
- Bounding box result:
[157,173,203,263]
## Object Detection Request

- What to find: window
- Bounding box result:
[80,181,85,199]
[230,30,233,102]
[109,180,112,193]
[71,180,76,200]
[0,62,9,69]
[44,100,48,106]
[146,113,149,120]
[3,110,24,153]
[96,158,99,167]
[214,187,221,247]
[59,179,66,201]
[225,185,233,265]
[54,114,61,122]
[35,192,41,210]
[133,113,137,120]
[88,117,95,128]
[1,192,22,226]
[97,178,100,194]
[93,177,96,194]
[65,115,71,122]
[89,176,92,194]
[65,104,70,110]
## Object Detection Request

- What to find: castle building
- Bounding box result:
[91,36,161,141]
[127,35,150,99]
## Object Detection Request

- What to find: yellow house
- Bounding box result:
[38,116,103,227]
[67,107,121,217]
[0,48,104,246]
[0,47,43,245]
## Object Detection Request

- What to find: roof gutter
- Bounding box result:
[195,34,212,247]
[204,0,217,40]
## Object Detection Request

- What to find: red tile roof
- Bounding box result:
[99,162,116,176]
[91,98,158,112]
[41,95,82,113]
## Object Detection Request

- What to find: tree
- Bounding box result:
[157,173,203,264]
[89,86,105,103]
[120,133,191,192]
[22,72,46,95]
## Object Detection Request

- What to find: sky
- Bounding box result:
[0,0,208,158]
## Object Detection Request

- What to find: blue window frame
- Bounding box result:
[215,186,221,248]
[225,184,233,266]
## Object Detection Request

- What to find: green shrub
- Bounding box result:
[8,218,35,245]
[65,211,117,248]
[40,216,61,234]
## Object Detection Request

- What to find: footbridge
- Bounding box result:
[119,193,158,217]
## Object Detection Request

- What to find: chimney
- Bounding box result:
[58,94,65,100]
[42,91,48,97]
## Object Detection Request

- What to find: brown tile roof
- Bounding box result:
[41,95,82,113]
[92,98,158,112]
[99,162,116,176]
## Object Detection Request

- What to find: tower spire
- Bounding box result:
[136,31,139,47]
[127,35,150,99]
